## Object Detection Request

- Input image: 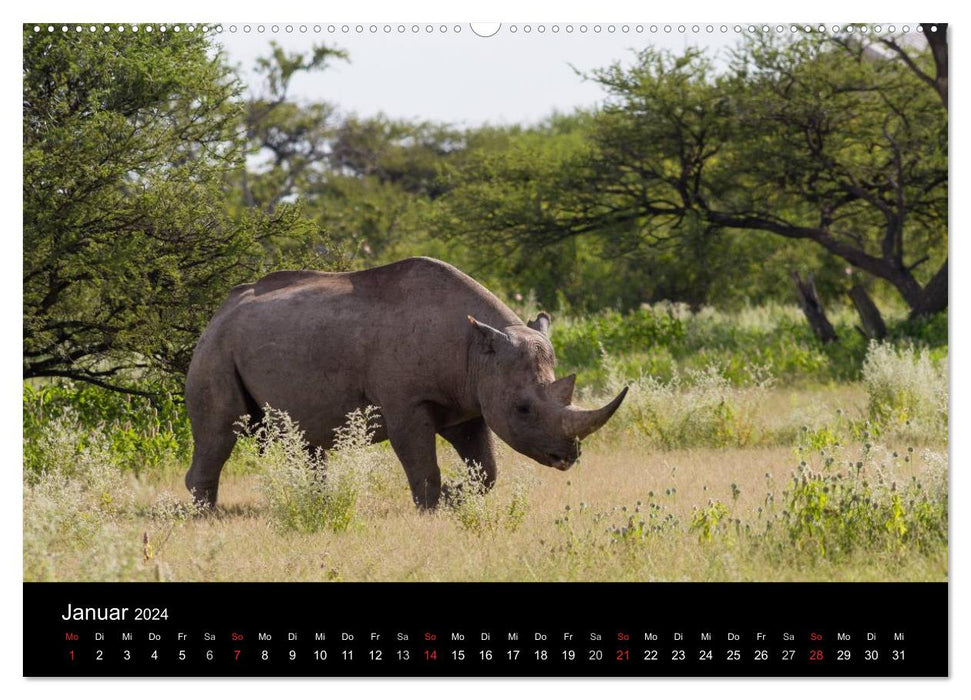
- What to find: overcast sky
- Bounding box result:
[215,24,746,127]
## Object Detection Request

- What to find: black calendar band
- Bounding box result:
[24,581,947,677]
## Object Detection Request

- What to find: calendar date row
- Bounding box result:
[65,645,909,664]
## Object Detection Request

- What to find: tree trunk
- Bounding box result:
[790,271,837,343]
[848,285,887,340]
[910,258,948,319]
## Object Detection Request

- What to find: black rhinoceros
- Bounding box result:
[184,257,627,508]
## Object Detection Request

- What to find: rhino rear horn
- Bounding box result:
[548,374,576,405]
[561,387,629,440]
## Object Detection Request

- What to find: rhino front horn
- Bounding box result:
[561,386,629,440]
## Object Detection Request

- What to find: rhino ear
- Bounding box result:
[526,311,552,336]
[468,315,509,353]
[548,374,576,405]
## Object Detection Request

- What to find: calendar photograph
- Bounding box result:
[23,21,948,589]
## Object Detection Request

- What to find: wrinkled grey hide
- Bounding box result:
[185,257,627,509]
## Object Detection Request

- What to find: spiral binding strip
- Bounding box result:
[29,24,932,36]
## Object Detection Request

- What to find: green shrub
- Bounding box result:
[552,306,684,385]
[774,446,948,559]
[247,406,385,533]
[596,363,772,449]
[548,427,947,571]
[443,462,531,535]
[550,303,881,390]
[23,415,135,580]
[862,341,948,443]
[23,382,191,475]
[888,311,947,348]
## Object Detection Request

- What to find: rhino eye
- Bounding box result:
[516,403,531,415]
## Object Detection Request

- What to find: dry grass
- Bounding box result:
[27,435,946,583]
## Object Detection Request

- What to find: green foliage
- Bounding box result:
[567,305,949,451]
[23,409,209,582]
[775,448,948,559]
[690,500,731,543]
[432,32,947,318]
[329,116,461,199]
[23,414,134,580]
[553,303,875,391]
[24,27,948,404]
[312,173,430,261]
[888,311,948,348]
[797,421,846,452]
[23,27,334,390]
[23,382,191,475]
[254,42,348,101]
[241,41,347,211]
[552,307,684,371]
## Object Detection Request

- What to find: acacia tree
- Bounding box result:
[853,24,948,317]
[438,30,947,319]
[23,26,318,393]
[591,31,947,318]
[705,29,947,319]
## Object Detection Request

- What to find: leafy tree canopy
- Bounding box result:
[433,30,947,317]
[23,27,328,393]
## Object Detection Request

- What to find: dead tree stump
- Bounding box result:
[848,284,887,340]
[790,270,837,344]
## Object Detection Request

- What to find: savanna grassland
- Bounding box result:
[23,305,949,583]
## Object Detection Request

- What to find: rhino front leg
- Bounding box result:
[440,417,497,492]
[385,404,443,510]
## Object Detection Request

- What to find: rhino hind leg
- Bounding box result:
[440,417,497,493]
[185,367,254,509]
[185,434,236,509]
